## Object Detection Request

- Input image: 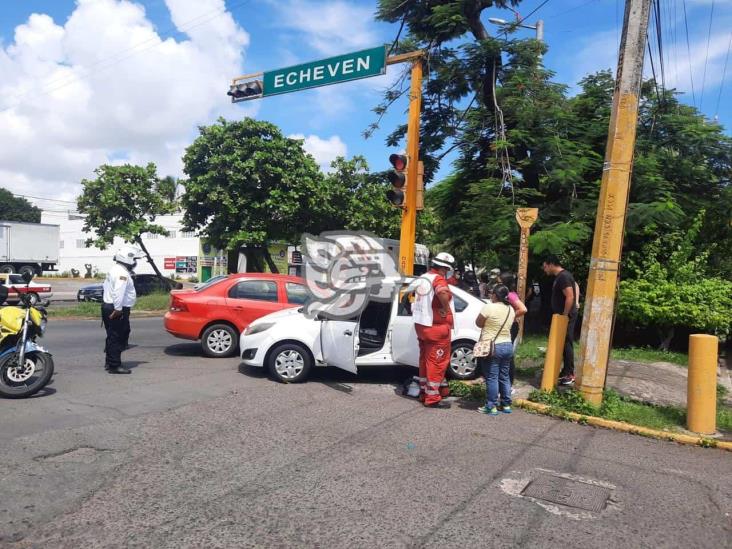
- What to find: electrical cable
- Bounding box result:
[519,0,552,24]
[654,0,666,96]
[699,0,715,111]
[647,32,662,108]
[682,0,697,107]
[714,33,732,121]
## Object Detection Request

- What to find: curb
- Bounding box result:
[515,398,732,452]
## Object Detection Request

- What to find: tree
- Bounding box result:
[617,212,732,347]
[181,118,331,272]
[76,163,176,278]
[323,156,402,238]
[0,188,41,223]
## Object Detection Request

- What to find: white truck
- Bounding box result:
[0,221,60,275]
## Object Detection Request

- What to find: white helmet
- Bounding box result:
[431,252,455,269]
[114,245,143,267]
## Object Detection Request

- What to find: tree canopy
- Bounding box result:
[76,163,176,277]
[0,188,41,223]
[181,118,402,271]
[374,1,732,343]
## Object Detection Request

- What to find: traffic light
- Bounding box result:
[386,153,407,207]
[227,79,263,102]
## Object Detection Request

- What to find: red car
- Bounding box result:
[164,273,307,358]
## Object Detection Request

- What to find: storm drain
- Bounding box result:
[521,473,611,512]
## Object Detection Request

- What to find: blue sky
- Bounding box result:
[0,0,730,204]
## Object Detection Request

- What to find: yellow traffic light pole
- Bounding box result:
[386,51,424,276]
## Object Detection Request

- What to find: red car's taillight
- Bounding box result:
[170,296,188,312]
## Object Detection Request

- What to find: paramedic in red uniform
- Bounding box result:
[413,252,455,408]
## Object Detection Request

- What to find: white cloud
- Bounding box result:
[0,0,249,200]
[273,0,379,56]
[567,25,732,111]
[289,133,347,171]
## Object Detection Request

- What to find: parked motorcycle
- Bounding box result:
[0,272,54,398]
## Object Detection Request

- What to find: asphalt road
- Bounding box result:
[1,318,731,548]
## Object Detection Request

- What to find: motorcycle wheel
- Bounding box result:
[0,351,54,399]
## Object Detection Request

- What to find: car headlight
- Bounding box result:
[244,322,274,336]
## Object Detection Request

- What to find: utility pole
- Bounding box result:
[386,52,424,276]
[577,0,652,406]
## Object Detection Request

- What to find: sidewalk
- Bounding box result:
[514,359,732,408]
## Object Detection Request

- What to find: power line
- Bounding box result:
[647,32,662,108]
[653,0,666,97]
[699,0,715,111]
[682,0,697,108]
[11,194,77,204]
[714,33,732,120]
[519,0,552,24]
[545,0,598,19]
[1,0,251,113]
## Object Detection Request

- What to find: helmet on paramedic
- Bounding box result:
[431,252,455,269]
[114,245,143,267]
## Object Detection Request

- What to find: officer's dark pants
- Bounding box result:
[102,304,130,369]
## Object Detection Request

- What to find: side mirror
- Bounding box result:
[22,271,33,283]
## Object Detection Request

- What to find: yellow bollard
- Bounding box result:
[687,334,718,434]
[540,314,569,392]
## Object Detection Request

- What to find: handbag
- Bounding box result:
[473,306,511,358]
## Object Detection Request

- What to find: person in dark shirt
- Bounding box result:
[542,255,578,385]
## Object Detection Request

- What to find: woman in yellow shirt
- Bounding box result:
[475,285,516,415]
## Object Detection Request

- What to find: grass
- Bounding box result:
[47,292,170,318]
[515,333,688,366]
[527,388,732,434]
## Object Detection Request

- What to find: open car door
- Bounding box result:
[320,319,358,374]
[391,290,420,367]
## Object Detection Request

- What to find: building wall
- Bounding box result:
[40,211,208,278]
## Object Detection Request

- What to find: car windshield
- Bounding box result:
[195,275,228,291]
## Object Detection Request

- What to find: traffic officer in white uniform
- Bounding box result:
[102,245,141,374]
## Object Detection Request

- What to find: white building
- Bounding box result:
[40,211,227,281]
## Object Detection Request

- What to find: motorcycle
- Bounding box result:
[0,272,54,398]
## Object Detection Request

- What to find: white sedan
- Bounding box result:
[0,273,53,305]
[239,280,483,383]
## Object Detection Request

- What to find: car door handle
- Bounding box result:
[343,330,353,336]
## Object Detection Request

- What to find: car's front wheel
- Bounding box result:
[201,324,239,358]
[267,342,312,383]
[447,340,478,380]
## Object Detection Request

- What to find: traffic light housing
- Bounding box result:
[386,153,407,207]
[227,79,263,102]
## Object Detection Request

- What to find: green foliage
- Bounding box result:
[529,388,731,434]
[182,119,404,268]
[323,156,401,238]
[182,118,328,253]
[76,163,175,277]
[0,187,41,223]
[611,346,687,366]
[618,211,732,340]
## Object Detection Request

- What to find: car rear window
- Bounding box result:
[285,283,309,305]
[229,280,278,302]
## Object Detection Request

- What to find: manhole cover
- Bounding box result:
[521,474,610,512]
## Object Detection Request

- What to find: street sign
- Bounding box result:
[262,46,386,98]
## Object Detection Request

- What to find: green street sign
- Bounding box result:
[262,46,387,97]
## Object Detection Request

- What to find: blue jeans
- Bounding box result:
[481,342,514,409]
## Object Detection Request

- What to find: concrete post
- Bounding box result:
[541,314,569,391]
[687,334,718,434]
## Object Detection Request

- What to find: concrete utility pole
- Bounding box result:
[577,0,652,406]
